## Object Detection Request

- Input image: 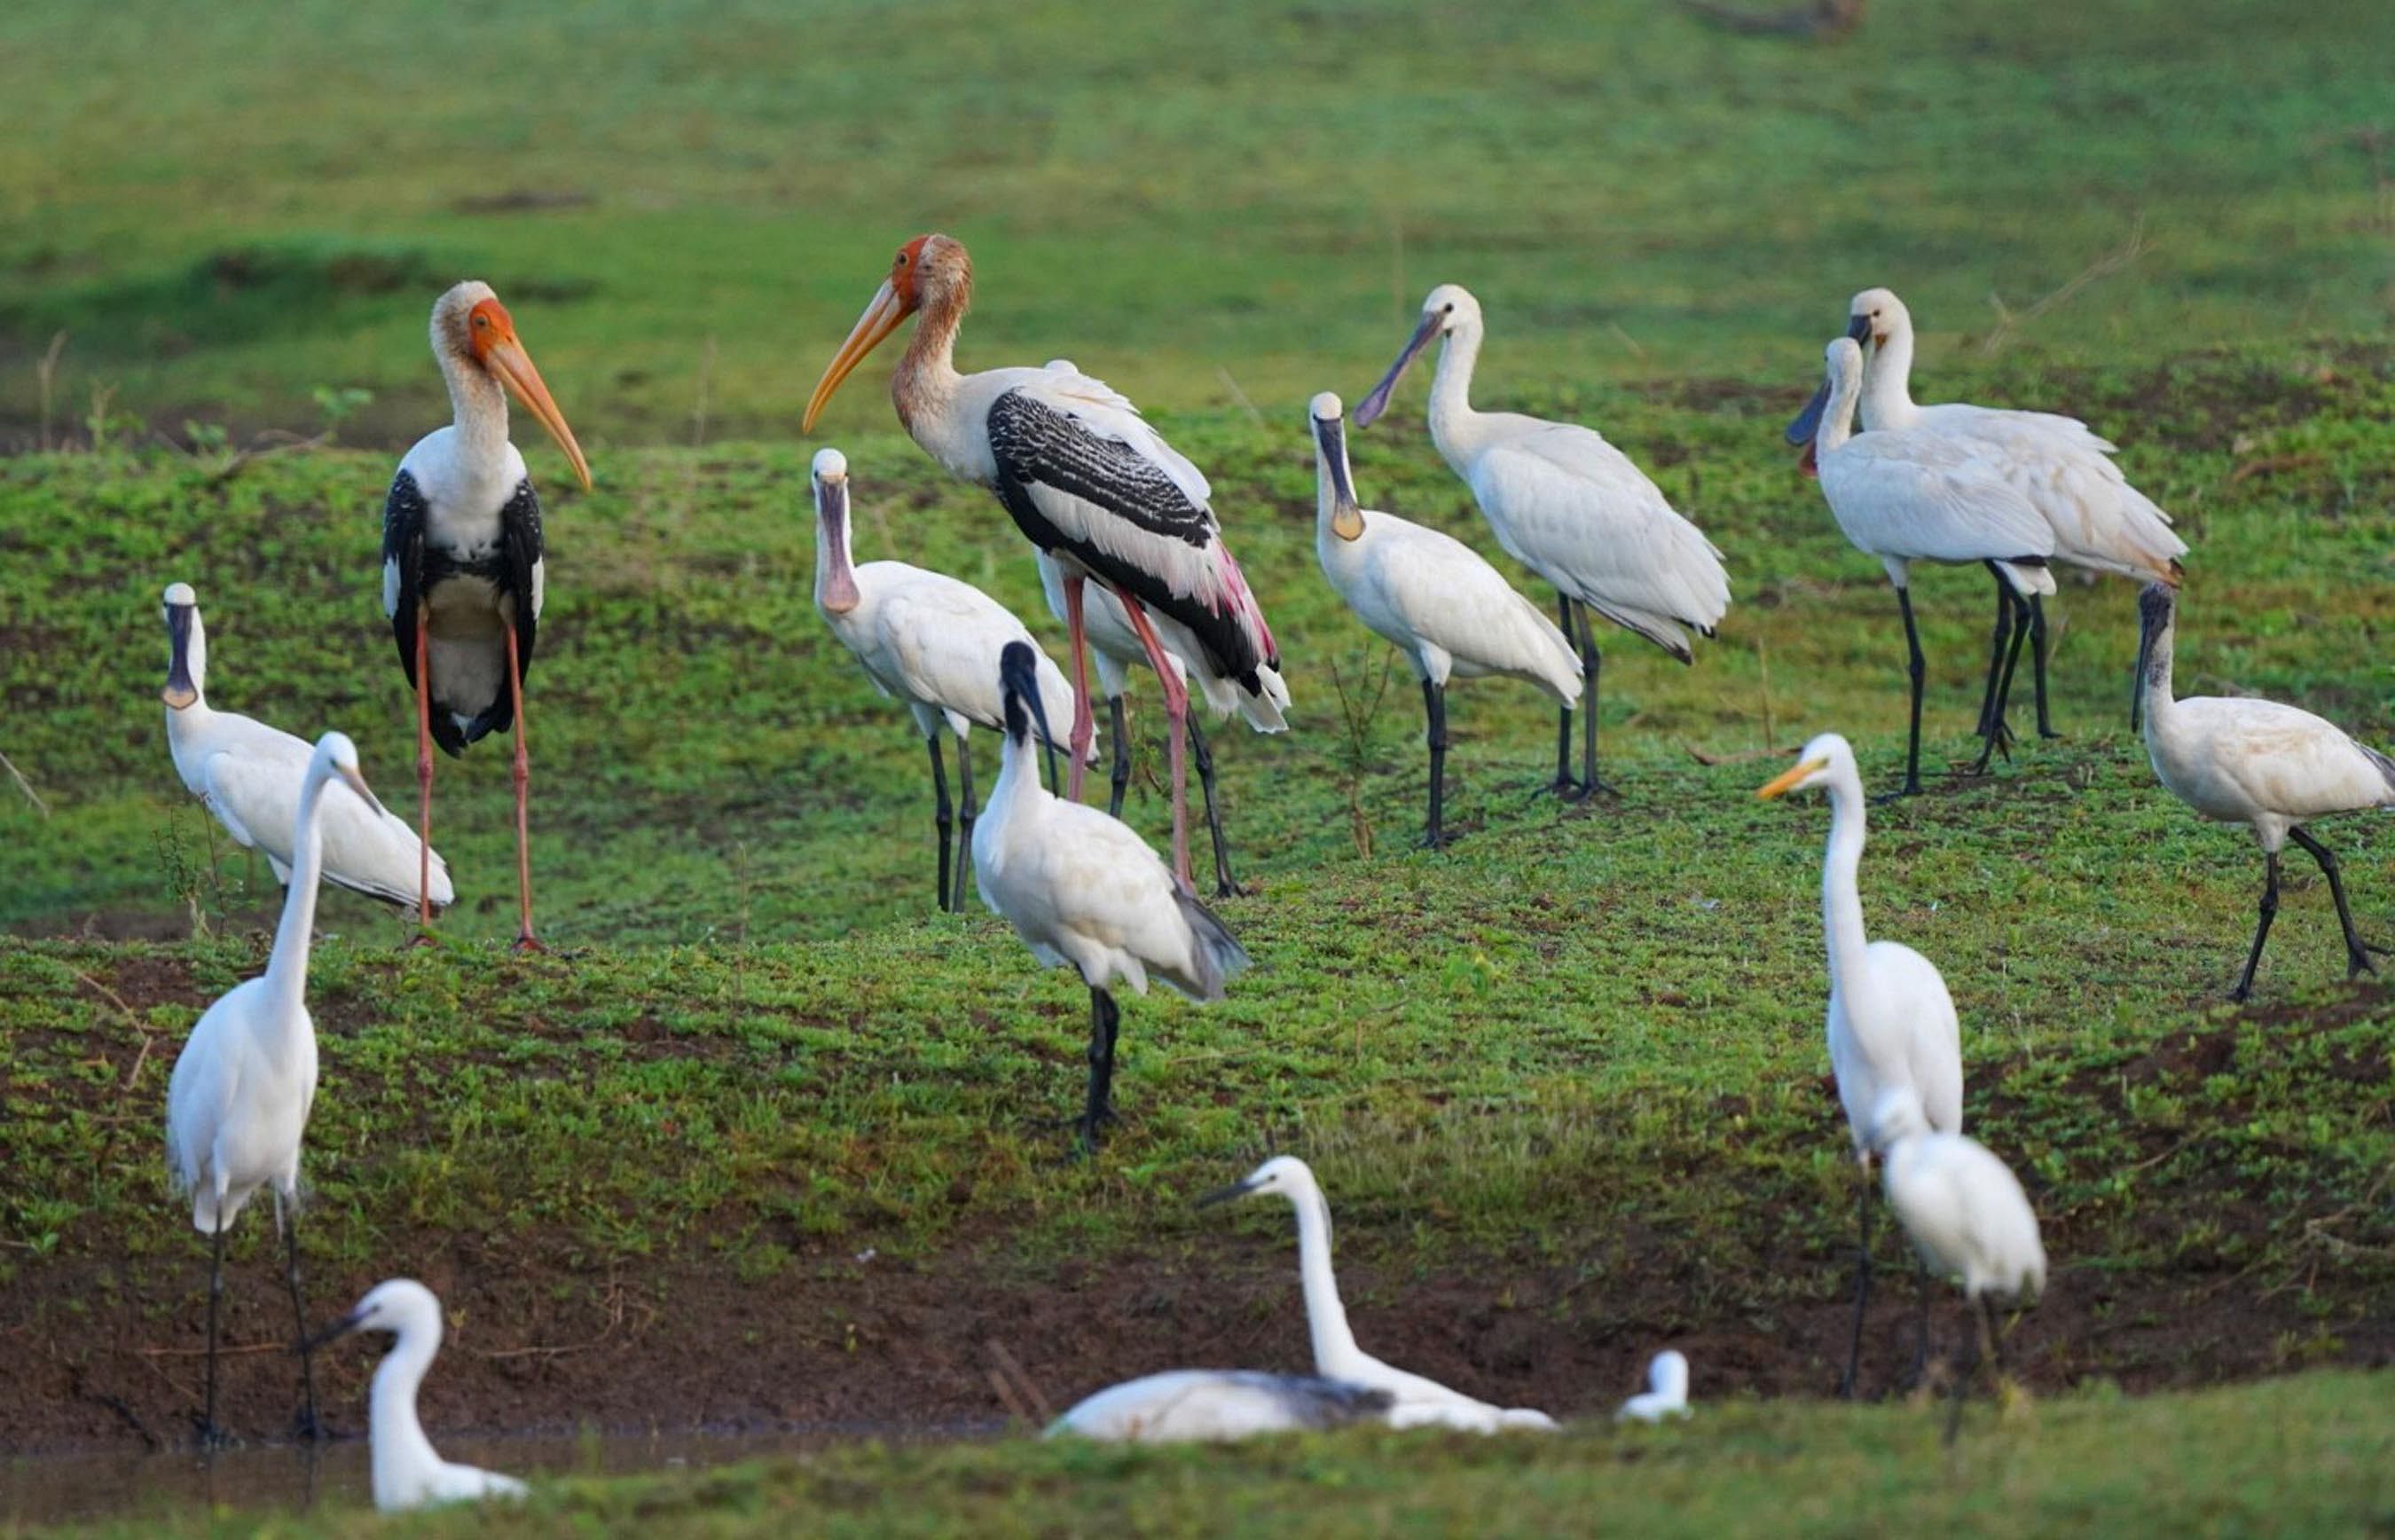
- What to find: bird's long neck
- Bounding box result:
[2139,614,2179,738]
[1819,770,1876,1018]
[438,348,511,467]
[1425,323,1484,463]
[990,693,1046,820]
[1287,1188,1364,1374]
[1860,324,1920,431]
[369,1320,445,1508]
[894,290,967,452]
[261,770,330,1028]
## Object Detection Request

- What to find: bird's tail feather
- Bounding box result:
[1172,888,1251,1002]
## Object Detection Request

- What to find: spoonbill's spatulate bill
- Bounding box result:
[166,731,377,1445]
[1802,337,2056,797]
[1048,1371,1394,1442]
[1870,1088,2046,1444]
[1309,393,1581,849]
[1759,732,1963,1398]
[804,234,1282,892]
[1616,1350,1692,1423]
[1354,284,1728,799]
[2134,584,2393,999]
[161,583,453,915]
[381,281,590,947]
[971,641,1249,1151]
[1200,1156,1557,1431]
[303,1280,530,1512]
[810,449,1087,913]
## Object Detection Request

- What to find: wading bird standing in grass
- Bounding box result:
[1200,1156,1558,1432]
[1758,732,1963,1399]
[804,235,1283,892]
[1616,1350,1692,1424]
[2133,584,2394,1000]
[810,449,1087,913]
[1353,285,1729,799]
[302,1280,529,1512]
[1802,338,2057,797]
[382,280,590,947]
[1869,1087,2046,1444]
[1048,1371,1394,1443]
[1308,393,1582,849]
[161,582,453,915]
[1787,288,2187,741]
[972,641,1249,1151]
[166,731,377,1446]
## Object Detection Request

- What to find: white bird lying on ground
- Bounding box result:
[1615,1351,1692,1424]
[1199,1156,1557,1432]
[161,583,453,914]
[1309,392,1581,849]
[304,1279,530,1512]
[1048,1371,1394,1443]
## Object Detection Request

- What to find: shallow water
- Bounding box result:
[3,1422,990,1529]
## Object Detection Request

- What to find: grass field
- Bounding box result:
[4,0,2393,1533]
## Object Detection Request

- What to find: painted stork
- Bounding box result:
[1805,337,2057,797]
[1353,284,1730,798]
[302,1280,530,1511]
[2134,583,2393,999]
[1788,287,2187,740]
[1869,1088,2046,1444]
[1309,393,1582,849]
[161,582,453,915]
[1759,732,1964,1399]
[1048,1371,1394,1443]
[802,234,1281,892]
[971,642,1248,1151]
[166,731,375,1445]
[1199,1156,1559,1432]
[809,448,1085,913]
[381,280,589,947]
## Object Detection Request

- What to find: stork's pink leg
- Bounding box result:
[1062,574,1095,803]
[504,625,543,953]
[407,616,437,947]
[1111,586,1193,890]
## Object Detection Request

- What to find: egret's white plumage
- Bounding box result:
[161,584,453,912]
[1310,393,1580,845]
[1048,1371,1394,1443]
[307,1280,529,1512]
[1615,1351,1692,1424]
[1201,1156,1557,1433]
[2135,584,2394,998]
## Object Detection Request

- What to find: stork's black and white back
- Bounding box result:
[381,280,590,948]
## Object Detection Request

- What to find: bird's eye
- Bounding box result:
[1441,303,1455,316]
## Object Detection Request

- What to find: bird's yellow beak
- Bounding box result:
[1756,757,1827,800]
[484,334,592,492]
[804,279,910,432]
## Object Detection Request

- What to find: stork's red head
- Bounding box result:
[803,234,971,432]
[433,281,592,491]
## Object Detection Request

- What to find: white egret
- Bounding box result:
[2135,584,2393,998]
[1310,392,1581,847]
[161,583,454,914]
[972,641,1249,1150]
[1615,1351,1691,1424]
[1354,284,1729,798]
[166,731,376,1444]
[810,449,1086,912]
[1048,1371,1394,1443]
[1199,1156,1557,1432]
[302,1279,530,1511]
[1759,732,1963,1397]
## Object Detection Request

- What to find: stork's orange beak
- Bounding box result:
[804,279,910,432]
[484,334,592,491]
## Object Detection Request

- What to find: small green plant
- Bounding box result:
[310,384,374,441]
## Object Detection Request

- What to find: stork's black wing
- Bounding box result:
[498,475,545,682]
[381,469,428,686]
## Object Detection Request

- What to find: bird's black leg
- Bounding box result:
[1105,695,1131,818]
[1552,593,1581,798]
[2028,594,2061,740]
[1911,1255,1934,1388]
[279,1192,321,1442]
[1839,1159,1874,1400]
[1945,1295,1983,1446]
[1422,679,1449,851]
[1187,714,1242,898]
[1973,564,2014,742]
[1881,587,1927,801]
[2232,850,2282,1002]
[1981,1294,2008,1381]
[954,735,977,915]
[200,1205,229,1450]
[1579,609,1615,798]
[1969,593,2030,776]
[927,736,954,914]
[2289,825,2384,978]
[1077,986,1121,1154]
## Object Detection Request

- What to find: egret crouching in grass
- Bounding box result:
[162,583,453,915]
[1200,1156,1557,1432]
[166,731,377,1445]
[1049,1371,1394,1443]
[1870,1088,2046,1444]
[1309,392,1582,849]
[810,449,1084,913]
[1759,732,1963,1399]
[972,641,1249,1151]
[2134,583,2394,1000]
[1616,1351,1692,1424]
[302,1280,530,1512]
